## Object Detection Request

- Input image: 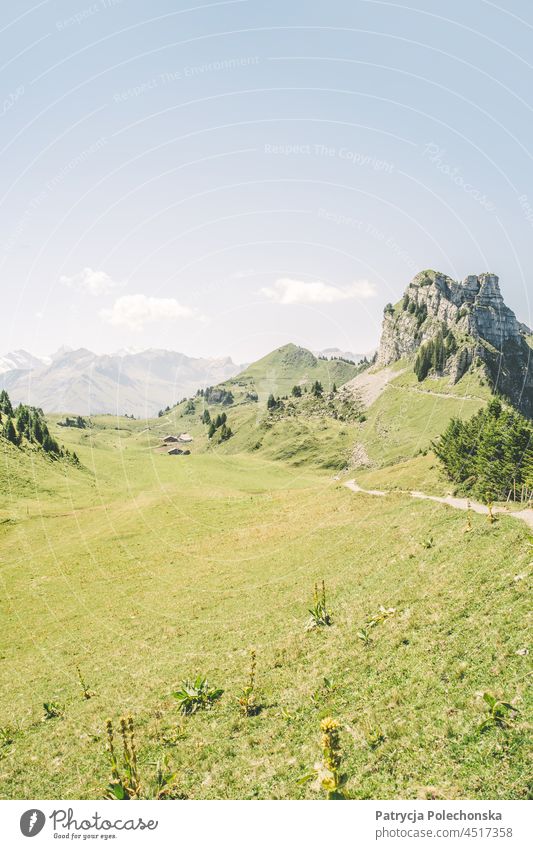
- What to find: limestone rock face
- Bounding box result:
[468,273,520,348]
[376,270,532,417]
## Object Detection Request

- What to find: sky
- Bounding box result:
[1,0,532,364]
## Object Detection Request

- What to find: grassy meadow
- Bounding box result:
[0,412,531,799]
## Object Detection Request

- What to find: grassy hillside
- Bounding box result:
[0,421,531,800]
[352,365,491,477]
[152,345,365,470]
[155,354,491,483]
[220,343,360,401]
[161,390,363,471]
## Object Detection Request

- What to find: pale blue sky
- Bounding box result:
[1,0,532,362]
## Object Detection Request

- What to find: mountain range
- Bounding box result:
[0,348,243,418]
[3,271,530,418]
[0,345,364,418]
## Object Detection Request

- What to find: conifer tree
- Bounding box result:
[434,398,533,501]
[4,417,17,444]
[0,390,13,417]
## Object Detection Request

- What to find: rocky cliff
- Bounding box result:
[377,270,533,417]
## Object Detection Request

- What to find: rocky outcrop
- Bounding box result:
[377,270,533,417]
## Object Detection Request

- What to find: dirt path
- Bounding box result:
[388,384,484,402]
[344,479,533,530]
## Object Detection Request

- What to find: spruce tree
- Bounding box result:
[0,390,13,417]
[434,398,533,501]
[4,417,17,444]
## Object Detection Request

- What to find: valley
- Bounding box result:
[0,270,531,801]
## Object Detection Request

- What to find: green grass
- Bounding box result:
[227,343,360,401]
[157,357,490,483]
[355,453,444,493]
[157,382,362,471]
[353,368,488,471]
[0,421,531,800]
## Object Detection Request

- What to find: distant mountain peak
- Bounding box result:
[0,349,48,375]
[50,345,74,361]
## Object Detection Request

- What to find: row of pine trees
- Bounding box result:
[414,328,458,381]
[0,390,78,462]
[434,398,533,502]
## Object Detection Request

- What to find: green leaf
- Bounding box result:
[297,771,317,785]
[106,782,128,800]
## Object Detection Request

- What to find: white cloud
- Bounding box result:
[60,267,124,296]
[261,277,377,305]
[100,294,196,330]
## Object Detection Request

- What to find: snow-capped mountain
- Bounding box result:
[0,349,48,375]
[0,347,242,417]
